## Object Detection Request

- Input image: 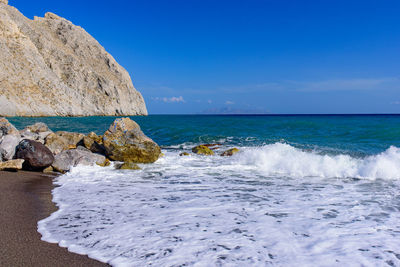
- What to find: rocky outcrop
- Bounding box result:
[0,2,147,116]
[103,118,161,163]
[15,139,54,170]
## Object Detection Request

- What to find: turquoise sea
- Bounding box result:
[9,115,400,266]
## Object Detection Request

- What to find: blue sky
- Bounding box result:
[16,0,400,114]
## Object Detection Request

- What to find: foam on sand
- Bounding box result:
[38,144,400,266]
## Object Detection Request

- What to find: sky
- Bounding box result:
[14,0,400,114]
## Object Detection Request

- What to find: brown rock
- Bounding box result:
[24,122,52,133]
[44,133,69,154]
[192,145,214,156]
[15,139,54,171]
[115,162,141,170]
[0,117,19,138]
[44,131,84,154]
[102,118,161,163]
[220,148,240,157]
[55,131,85,146]
[43,166,54,173]
[0,159,24,171]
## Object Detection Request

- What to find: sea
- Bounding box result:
[8,115,400,266]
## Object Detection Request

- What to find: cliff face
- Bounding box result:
[0,1,147,116]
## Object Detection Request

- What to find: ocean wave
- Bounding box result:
[236,143,400,180]
[37,143,400,266]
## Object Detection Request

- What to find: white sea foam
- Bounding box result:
[38,143,400,266]
[237,143,400,180]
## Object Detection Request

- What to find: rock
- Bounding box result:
[115,162,141,170]
[0,159,24,171]
[55,131,85,146]
[87,132,103,144]
[202,144,222,150]
[192,145,214,156]
[0,117,19,138]
[19,129,40,141]
[44,133,69,154]
[0,4,147,116]
[52,149,107,173]
[0,134,20,160]
[77,135,106,155]
[44,131,84,154]
[220,148,240,156]
[25,122,52,133]
[43,166,54,173]
[15,139,54,170]
[0,0,8,5]
[97,158,111,167]
[103,118,161,163]
[38,131,52,141]
[180,152,190,156]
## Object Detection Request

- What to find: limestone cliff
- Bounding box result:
[0,1,147,116]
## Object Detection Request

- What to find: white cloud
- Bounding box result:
[225,100,235,105]
[207,100,212,104]
[151,96,185,103]
[391,101,400,105]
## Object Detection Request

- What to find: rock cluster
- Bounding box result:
[187,144,239,157]
[0,117,161,173]
[0,2,147,116]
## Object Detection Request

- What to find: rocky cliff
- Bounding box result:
[0,1,147,116]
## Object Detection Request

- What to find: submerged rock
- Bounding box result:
[192,145,214,156]
[52,149,107,173]
[0,159,24,171]
[0,134,20,160]
[220,148,240,156]
[15,139,54,171]
[115,162,141,170]
[180,152,190,156]
[103,118,161,163]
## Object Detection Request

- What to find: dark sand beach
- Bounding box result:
[0,170,107,266]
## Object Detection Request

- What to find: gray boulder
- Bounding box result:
[0,134,21,160]
[19,129,40,141]
[24,122,52,133]
[52,149,107,173]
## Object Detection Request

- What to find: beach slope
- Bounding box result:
[0,171,107,266]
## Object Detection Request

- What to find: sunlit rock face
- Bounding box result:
[0,2,147,116]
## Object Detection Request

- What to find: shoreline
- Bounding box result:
[0,170,107,266]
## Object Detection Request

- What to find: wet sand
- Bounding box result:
[0,170,108,266]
